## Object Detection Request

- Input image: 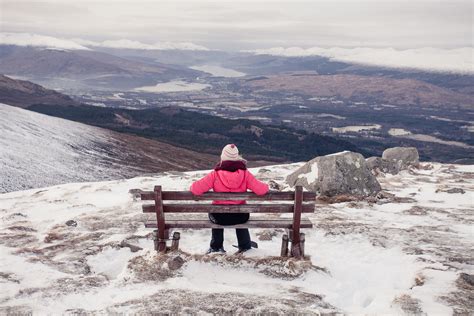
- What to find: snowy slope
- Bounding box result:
[0,162,472,314]
[0,103,214,193]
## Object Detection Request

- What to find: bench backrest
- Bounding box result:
[140,185,315,254]
[140,186,316,214]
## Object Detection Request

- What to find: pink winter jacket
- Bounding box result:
[190,169,269,204]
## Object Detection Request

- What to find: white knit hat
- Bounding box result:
[220,144,243,161]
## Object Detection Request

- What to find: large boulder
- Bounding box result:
[382,147,419,174]
[286,156,320,191]
[287,151,381,197]
[365,156,392,174]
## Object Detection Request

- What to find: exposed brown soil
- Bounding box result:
[440,273,474,316]
[392,294,424,315]
[245,73,473,108]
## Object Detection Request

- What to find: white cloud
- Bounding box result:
[0,32,89,50]
[246,47,474,74]
[72,38,210,51]
[0,32,211,51]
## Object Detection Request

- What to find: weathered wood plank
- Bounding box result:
[154,186,166,252]
[144,218,313,229]
[170,232,180,251]
[280,234,289,257]
[291,186,303,258]
[142,203,315,213]
[141,191,316,201]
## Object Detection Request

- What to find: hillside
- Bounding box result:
[0,74,79,108]
[0,103,216,193]
[245,73,473,108]
[0,45,203,90]
[28,103,363,161]
[0,162,472,314]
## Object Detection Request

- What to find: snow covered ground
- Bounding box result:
[0,162,472,314]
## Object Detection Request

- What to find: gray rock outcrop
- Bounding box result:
[365,156,393,174]
[287,151,381,197]
[286,156,320,191]
[381,147,419,174]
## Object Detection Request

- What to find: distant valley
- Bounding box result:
[1,43,473,164]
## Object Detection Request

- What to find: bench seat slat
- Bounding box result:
[142,203,314,213]
[141,191,316,201]
[144,218,313,229]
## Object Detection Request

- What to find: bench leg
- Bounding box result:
[152,230,159,251]
[170,231,181,251]
[159,229,169,253]
[280,234,289,257]
[300,233,306,257]
[153,229,169,252]
[288,229,303,258]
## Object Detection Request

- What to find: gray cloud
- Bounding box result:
[1,0,472,50]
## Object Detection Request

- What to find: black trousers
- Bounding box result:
[209,213,251,250]
[210,228,251,250]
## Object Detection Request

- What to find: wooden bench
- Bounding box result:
[139,185,316,257]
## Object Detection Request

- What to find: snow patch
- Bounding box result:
[190,65,245,77]
[87,247,136,280]
[332,124,381,133]
[298,162,319,184]
[134,81,211,93]
[388,128,412,136]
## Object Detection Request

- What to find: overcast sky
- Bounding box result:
[1,0,472,50]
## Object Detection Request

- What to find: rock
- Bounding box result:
[167,256,185,271]
[317,194,363,204]
[119,240,143,253]
[286,156,320,191]
[65,220,77,227]
[128,188,143,201]
[382,147,419,174]
[436,187,466,194]
[256,230,277,241]
[287,151,381,197]
[366,157,387,175]
[366,156,382,171]
[446,188,465,194]
[459,273,474,287]
[268,180,282,191]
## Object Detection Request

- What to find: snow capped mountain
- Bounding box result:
[246,46,474,74]
[72,38,210,51]
[0,161,472,314]
[0,103,215,193]
[0,33,89,50]
[0,33,209,52]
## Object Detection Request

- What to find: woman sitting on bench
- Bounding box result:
[190,144,269,254]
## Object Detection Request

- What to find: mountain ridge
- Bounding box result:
[0,74,79,107]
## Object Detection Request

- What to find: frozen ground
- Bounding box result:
[0,162,472,314]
